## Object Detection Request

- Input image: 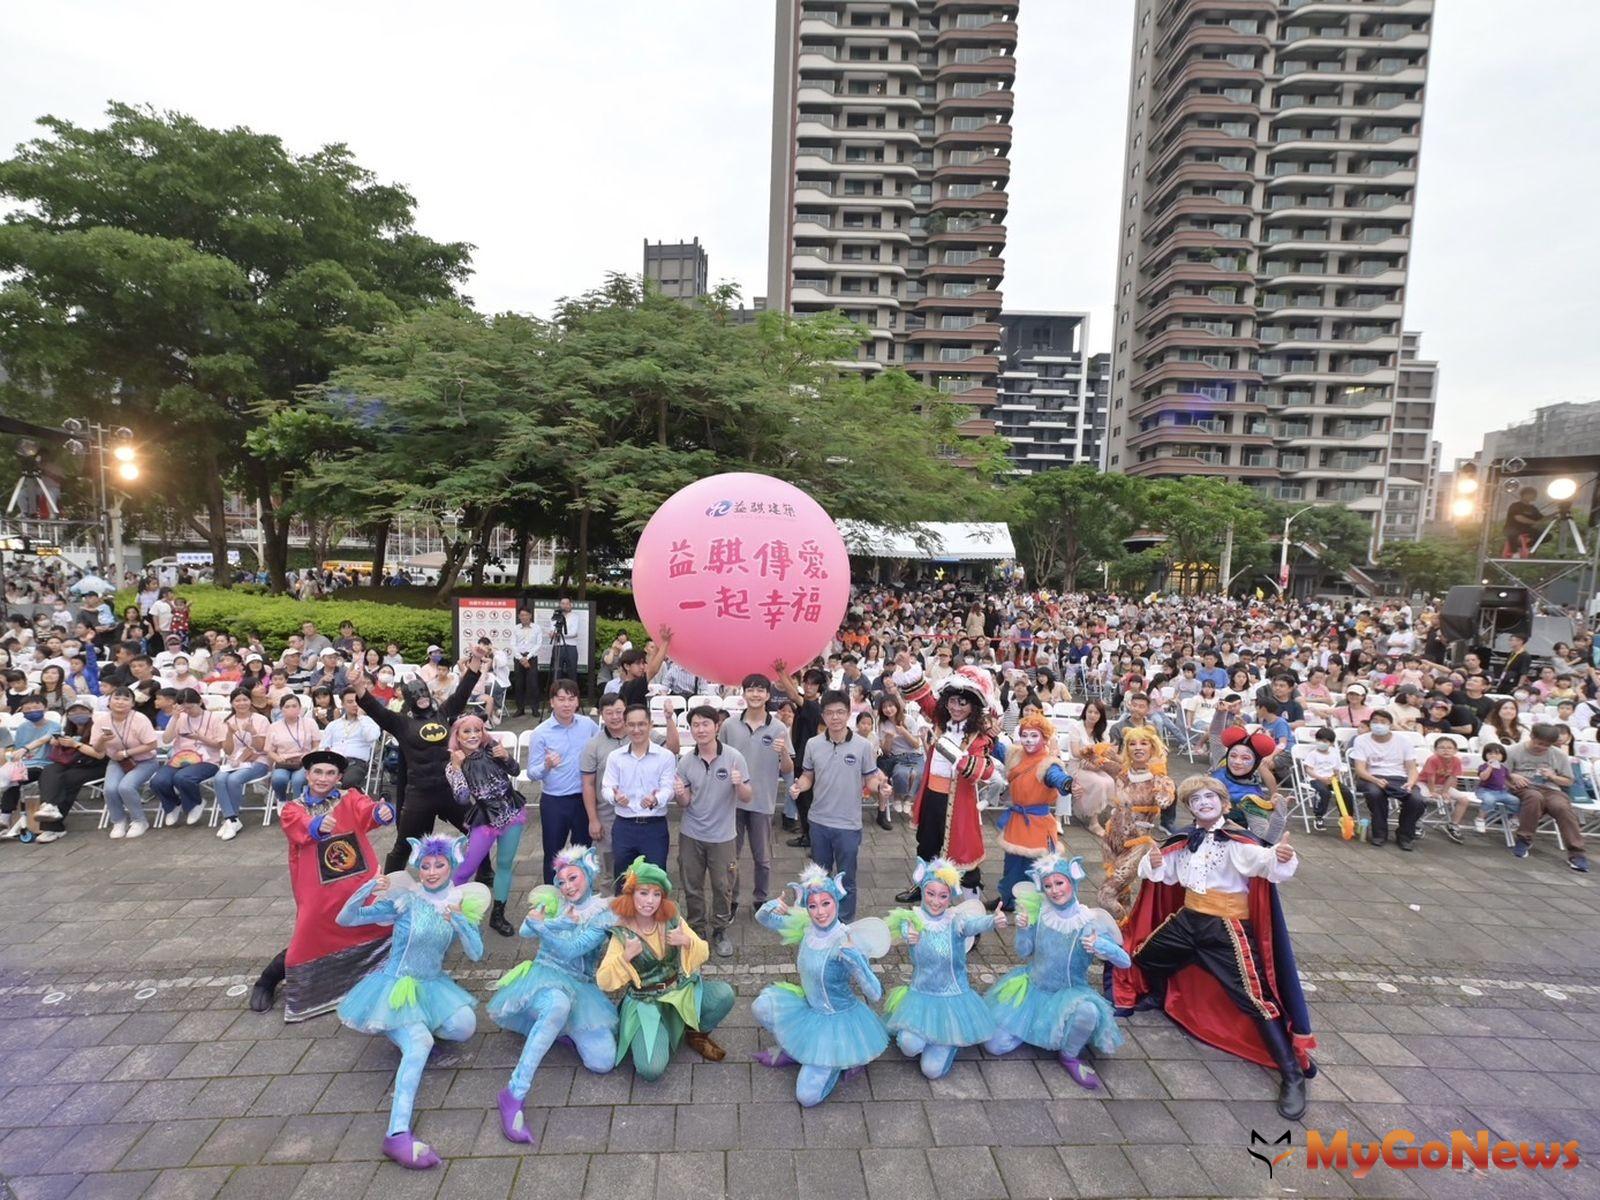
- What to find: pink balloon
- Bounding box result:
[632,473,850,686]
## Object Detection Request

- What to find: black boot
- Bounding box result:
[1256,1017,1308,1122]
[248,980,276,1013]
[250,951,284,1013]
[893,886,921,904]
[489,900,516,938]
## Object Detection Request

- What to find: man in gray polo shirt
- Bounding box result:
[676,705,751,958]
[789,690,891,922]
[581,693,678,889]
[720,674,792,917]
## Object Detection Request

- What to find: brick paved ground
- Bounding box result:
[3,750,1600,1199]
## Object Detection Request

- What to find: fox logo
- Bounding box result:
[1249,1130,1294,1179]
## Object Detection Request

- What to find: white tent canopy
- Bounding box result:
[840,521,1015,562]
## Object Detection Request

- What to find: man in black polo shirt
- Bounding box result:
[774,663,826,848]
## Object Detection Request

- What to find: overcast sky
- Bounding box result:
[2,1,1596,462]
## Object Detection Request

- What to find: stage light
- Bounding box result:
[116,462,140,483]
[1548,477,1578,502]
[1450,497,1475,519]
[112,444,135,463]
[1454,476,1477,496]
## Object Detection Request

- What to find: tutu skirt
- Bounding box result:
[884,985,995,1048]
[985,969,1124,1055]
[754,984,888,1070]
[488,962,617,1036]
[338,970,477,1035]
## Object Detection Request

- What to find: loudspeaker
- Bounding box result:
[1481,586,1531,612]
[1440,586,1483,643]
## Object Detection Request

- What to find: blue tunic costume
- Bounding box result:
[753,897,888,1105]
[884,907,996,1079]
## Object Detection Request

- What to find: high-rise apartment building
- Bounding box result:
[994,312,1103,474]
[766,0,1019,438]
[1382,330,1438,542]
[1105,0,1433,553]
[644,239,710,300]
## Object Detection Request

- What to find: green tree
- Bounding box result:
[1003,466,1146,591]
[1376,535,1478,597]
[0,102,472,587]
[1142,477,1268,581]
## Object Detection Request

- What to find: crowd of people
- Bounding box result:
[4,560,1597,1160]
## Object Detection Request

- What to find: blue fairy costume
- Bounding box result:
[984,852,1128,1090]
[883,857,997,1080]
[488,842,618,1145]
[753,863,889,1106]
[336,835,488,1170]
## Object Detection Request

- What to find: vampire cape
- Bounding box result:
[1111,825,1316,1075]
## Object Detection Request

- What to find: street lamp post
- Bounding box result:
[60,419,138,577]
[1278,505,1317,596]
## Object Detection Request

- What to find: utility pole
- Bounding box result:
[1219,522,1234,596]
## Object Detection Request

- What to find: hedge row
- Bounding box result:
[122,585,646,662]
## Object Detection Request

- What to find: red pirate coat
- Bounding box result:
[903,678,996,872]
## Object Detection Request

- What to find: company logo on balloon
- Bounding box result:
[705,500,732,517]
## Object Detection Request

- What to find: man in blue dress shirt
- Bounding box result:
[524,678,600,882]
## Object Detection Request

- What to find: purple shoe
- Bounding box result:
[1059,1055,1100,1091]
[498,1087,535,1145]
[841,1065,866,1083]
[381,1131,440,1170]
[753,1047,797,1069]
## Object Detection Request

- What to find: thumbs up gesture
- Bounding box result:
[1274,830,1295,864]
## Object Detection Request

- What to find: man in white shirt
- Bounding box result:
[321,691,381,788]
[148,589,175,640]
[508,608,545,718]
[601,703,678,889]
[1348,709,1425,851]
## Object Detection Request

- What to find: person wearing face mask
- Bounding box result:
[370,665,399,707]
[996,714,1070,911]
[1114,776,1313,1121]
[0,695,63,841]
[750,862,888,1106]
[353,645,489,876]
[27,699,106,843]
[1348,708,1426,851]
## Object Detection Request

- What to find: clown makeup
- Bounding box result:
[417,855,452,890]
[1017,728,1044,754]
[806,890,838,927]
[921,879,953,916]
[1187,787,1225,824]
[1226,744,1256,776]
[555,863,588,902]
[633,884,664,919]
[1041,872,1074,906]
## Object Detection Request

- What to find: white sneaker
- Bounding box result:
[34,803,62,822]
[1474,818,1487,835]
[109,821,128,840]
[185,805,205,826]
[34,830,64,844]
[0,818,26,840]
[217,818,243,841]
[126,820,149,839]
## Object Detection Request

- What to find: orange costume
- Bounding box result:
[999,715,1066,859]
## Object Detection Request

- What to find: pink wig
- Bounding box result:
[448,714,487,753]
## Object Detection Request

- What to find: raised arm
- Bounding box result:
[335,876,399,927]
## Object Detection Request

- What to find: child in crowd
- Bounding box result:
[1473,744,1519,832]
[1416,735,1471,844]
[1303,727,1342,831]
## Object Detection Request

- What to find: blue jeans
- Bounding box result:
[890,753,923,800]
[809,822,862,922]
[1476,788,1520,821]
[213,762,269,819]
[150,762,219,815]
[272,767,306,803]
[611,816,669,891]
[102,757,160,825]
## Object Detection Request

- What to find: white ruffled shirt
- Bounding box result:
[1138,822,1297,894]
